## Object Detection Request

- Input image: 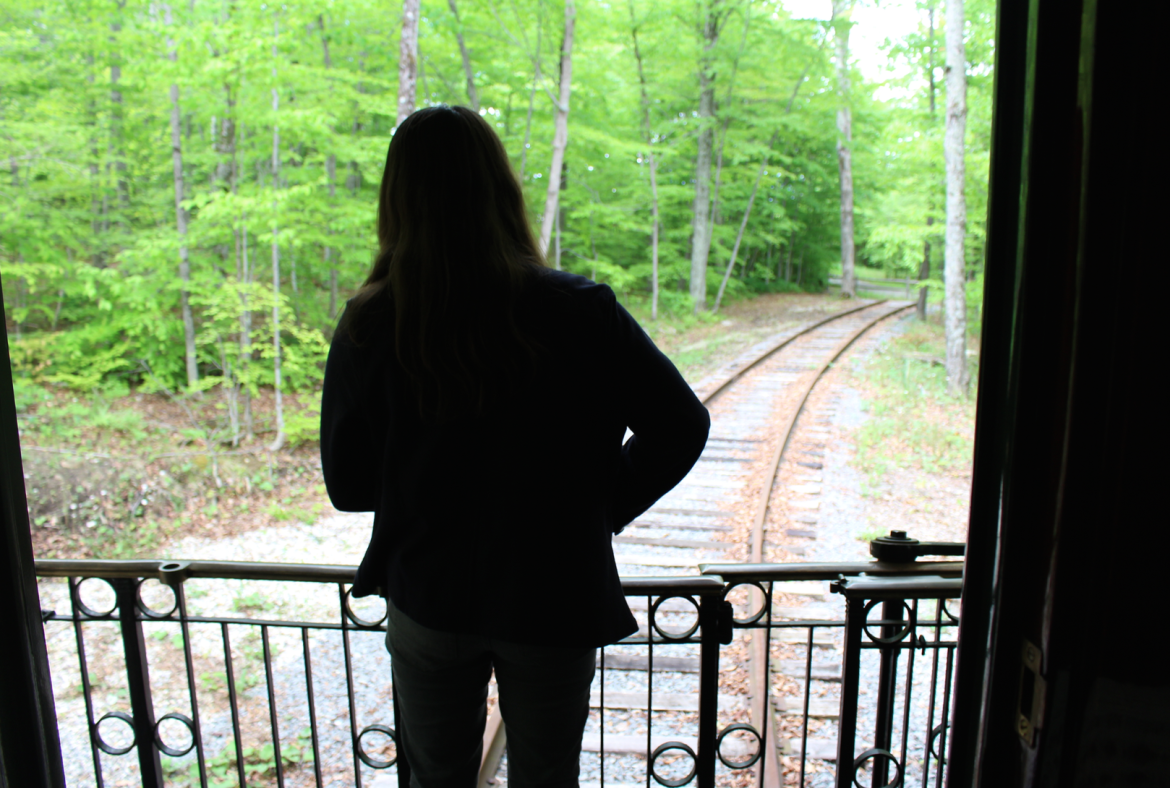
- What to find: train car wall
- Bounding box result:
[0,272,66,787]
[948,0,1169,784]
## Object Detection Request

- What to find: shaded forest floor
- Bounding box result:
[843,316,979,545]
[19,292,973,561]
[19,385,327,560]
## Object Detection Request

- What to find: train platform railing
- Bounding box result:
[34,544,963,788]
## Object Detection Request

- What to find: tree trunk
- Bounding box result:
[538,0,575,255]
[109,4,129,226]
[87,52,104,267]
[270,17,285,451]
[320,17,340,321]
[164,4,198,389]
[944,0,968,394]
[689,1,720,311]
[648,154,660,319]
[833,0,856,298]
[919,3,937,321]
[917,216,933,320]
[326,155,338,319]
[398,0,420,125]
[241,221,253,442]
[448,0,479,110]
[629,2,660,320]
[232,115,252,444]
[928,3,937,115]
[553,162,566,270]
[519,21,542,181]
[708,3,752,238]
[554,203,562,270]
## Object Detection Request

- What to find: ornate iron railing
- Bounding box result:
[35,555,961,788]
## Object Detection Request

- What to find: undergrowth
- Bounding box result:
[853,321,978,490]
[17,377,326,560]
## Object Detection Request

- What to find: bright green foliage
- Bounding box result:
[854,320,977,488]
[2,0,993,398]
[854,0,995,324]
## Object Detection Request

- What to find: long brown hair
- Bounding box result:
[345,105,546,420]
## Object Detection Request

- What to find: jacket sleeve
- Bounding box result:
[608,291,710,531]
[320,324,384,512]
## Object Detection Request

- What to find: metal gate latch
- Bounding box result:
[1017,639,1046,746]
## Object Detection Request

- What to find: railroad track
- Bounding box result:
[479,299,915,787]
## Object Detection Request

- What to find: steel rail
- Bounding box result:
[728,300,914,788]
[692,300,887,405]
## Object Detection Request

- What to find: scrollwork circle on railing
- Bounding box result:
[649,595,700,641]
[649,740,697,787]
[851,747,903,788]
[355,724,397,768]
[343,588,388,629]
[722,581,770,627]
[137,579,178,620]
[94,711,136,756]
[940,598,960,623]
[76,577,119,619]
[862,600,915,645]
[715,723,762,769]
[929,722,950,763]
[153,712,196,757]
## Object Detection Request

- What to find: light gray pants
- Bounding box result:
[385,599,596,788]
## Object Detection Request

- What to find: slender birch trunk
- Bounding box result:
[317,16,340,321]
[516,1,546,181]
[448,0,480,110]
[647,155,661,318]
[109,3,129,228]
[398,0,420,125]
[918,3,938,320]
[689,0,720,311]
[554,196,562,270]
[944,0,968,394]
[326,154,338,319]
[708,4,751,237]
[833,0,856,298]
[918,218,933,319]
[86,51,104,267]
[231,105,252,443]
[519,18,542,181]
[629,2,660,319]
[538,0,575,255]
[164,4,198,389]
[269,17,285,451]
[241,217,254,442]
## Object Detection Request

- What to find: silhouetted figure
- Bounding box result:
[321,105,709,788]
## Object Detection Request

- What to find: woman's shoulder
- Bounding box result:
[334,291,393,352]
[531,268,616,308]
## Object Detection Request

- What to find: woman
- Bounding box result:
[321,106,709,788]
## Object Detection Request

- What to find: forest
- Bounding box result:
[1,0,994,446]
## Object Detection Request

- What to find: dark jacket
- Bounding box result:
[320,269,710,646]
